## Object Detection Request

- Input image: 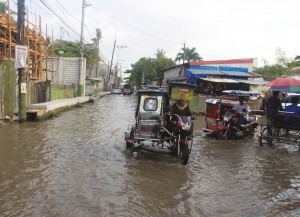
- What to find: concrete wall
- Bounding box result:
[0,59,15,119]
[86,62,109,80]
[46,57,86,86]
[85,79,104,95]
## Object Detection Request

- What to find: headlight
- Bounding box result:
[182,124,191,131]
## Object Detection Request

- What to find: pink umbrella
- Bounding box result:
[267,77,300,93]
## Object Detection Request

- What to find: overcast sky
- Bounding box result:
[17,0,300,72]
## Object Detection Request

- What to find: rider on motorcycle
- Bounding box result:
[234,111,248,128]
[232,96,249,115]
[170,98,194,144]
[171,98,193,117]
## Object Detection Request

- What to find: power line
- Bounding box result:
[54,0,81,23]
[38,0,81,39]
[92,5,181,45]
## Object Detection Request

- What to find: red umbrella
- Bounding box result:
[267,77,300,93]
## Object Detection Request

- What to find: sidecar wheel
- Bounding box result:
[259,126,273,146]
[180,145,189,165]
[126,141,133,149]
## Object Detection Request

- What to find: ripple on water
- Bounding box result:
[1,95,300,216]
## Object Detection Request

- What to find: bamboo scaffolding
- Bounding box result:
[0,7,53,82]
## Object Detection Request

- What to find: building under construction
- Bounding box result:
[0,7,55,119]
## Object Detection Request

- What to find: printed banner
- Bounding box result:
[15,45,28,69]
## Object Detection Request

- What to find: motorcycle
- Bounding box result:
[163,114,193,165]
[217,110,258,140]
[202,90,263,138]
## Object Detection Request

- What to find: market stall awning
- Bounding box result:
[235,79,269,85]
[200,78,240,83]
[222,72,253,77]
[185,68,253,84]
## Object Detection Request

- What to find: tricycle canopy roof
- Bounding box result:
[137,89,168,96]
[222,90,262,97]
[168,82,196,101]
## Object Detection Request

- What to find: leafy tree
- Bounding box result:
[124,49,175,87]
[287,55,300,68]
[0,0,7,13]
[83,45,98,68]
[254,64,290,81]
[54,40,80,57]
[54,39,98,70]
[155,49,165,59]
[254,48,292,81]
[0,0,16,16]
[175,46,202,63]
[154,49,175,79]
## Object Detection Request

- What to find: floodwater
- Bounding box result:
[0,94,300,217]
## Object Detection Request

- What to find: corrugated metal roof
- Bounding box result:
[186,69,224,75]
[200,78,239,83]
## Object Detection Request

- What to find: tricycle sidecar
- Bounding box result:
[202,90,262,139]
[125,83,196,165]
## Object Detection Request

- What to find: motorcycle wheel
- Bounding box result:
[180,144,189,165]
[246,127,255,138]
[217,130,228,140]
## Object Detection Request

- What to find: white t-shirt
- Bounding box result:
[233,103,249,113]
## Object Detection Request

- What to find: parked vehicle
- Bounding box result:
[122,84,134,95]
[112,88,122,94]
[202,90,262,139]
[124,82,196,165]
[281,93,300,109]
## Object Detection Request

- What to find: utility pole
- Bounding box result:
[79,0,87,96]
[115,45,126,86]
[17,0,26,123]
[107,38,116,89]
[107,40,127,89]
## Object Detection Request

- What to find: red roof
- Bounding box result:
[190,59,254,65]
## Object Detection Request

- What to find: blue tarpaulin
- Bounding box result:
[190,65,249,72]
[185,67,253,84]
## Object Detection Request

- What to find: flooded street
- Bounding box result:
[1,94,300,217]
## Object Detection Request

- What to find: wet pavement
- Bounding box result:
[0,94,300,217]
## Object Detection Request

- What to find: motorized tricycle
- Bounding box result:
[217,109,258,139]
[202,90,262,139]
[124,82,196,165]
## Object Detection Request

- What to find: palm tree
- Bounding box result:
[175,47,202,63]
[155,49,166,59]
